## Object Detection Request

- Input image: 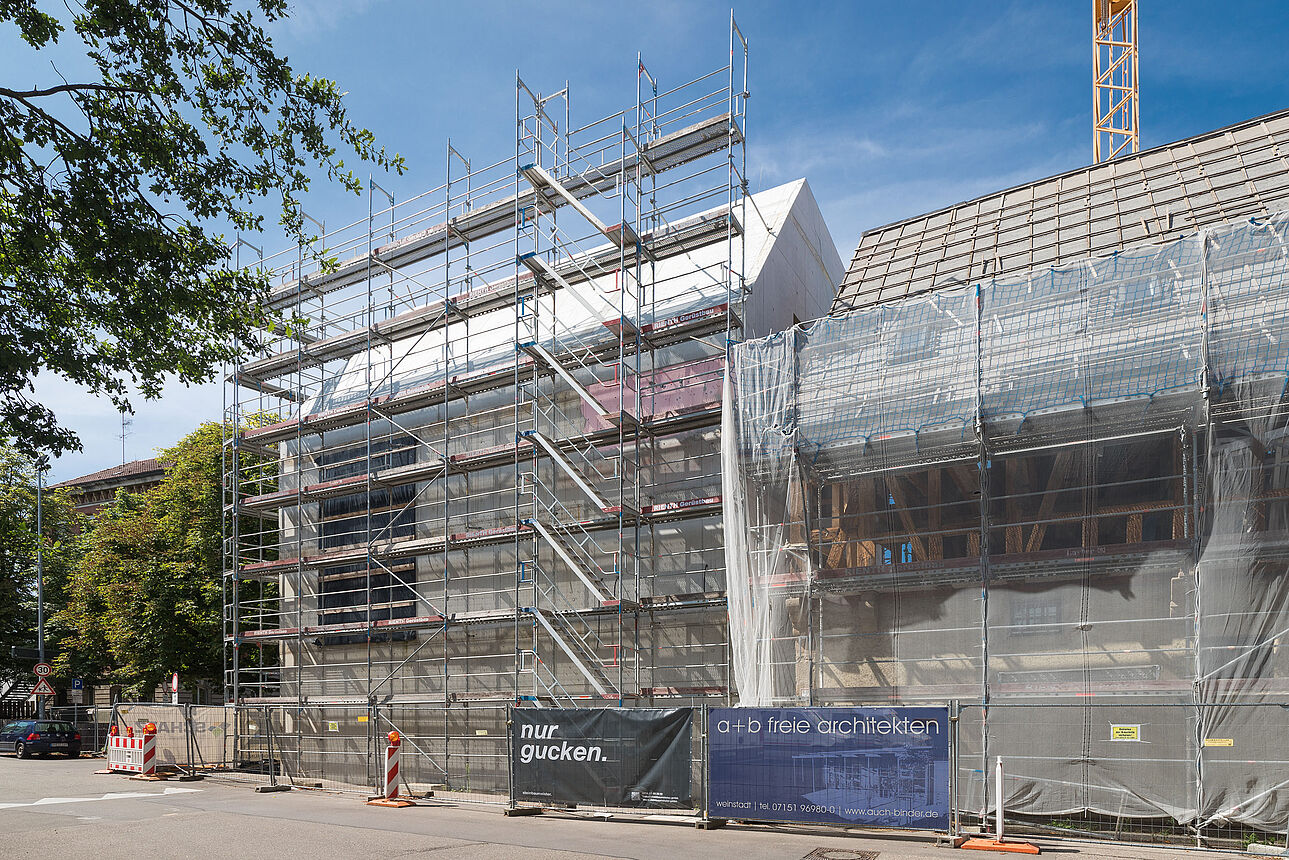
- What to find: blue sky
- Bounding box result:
[16,0,1289,482]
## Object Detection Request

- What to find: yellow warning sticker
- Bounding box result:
[356,715,368,723]
[1204,738,1234,747]
[475,729,488,736]
[1110,724,1140,741]
[327,721,339,732]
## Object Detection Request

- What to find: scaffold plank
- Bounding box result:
[262,114,740,311]
[239,346,726,447]
[228,590,724,643]
[232,492,724,579]
[237,209,739,386]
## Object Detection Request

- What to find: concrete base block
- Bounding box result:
[254,783,291,793]
[695,818,727,830]
[407,782,441,796]
[504,806,544,817]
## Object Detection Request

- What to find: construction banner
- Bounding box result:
[510,708,692,808]
[707,706,950,830]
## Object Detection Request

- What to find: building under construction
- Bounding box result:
[223,34,841,795]
[724,107,1289,835]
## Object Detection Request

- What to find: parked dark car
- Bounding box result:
[0,720,81,758]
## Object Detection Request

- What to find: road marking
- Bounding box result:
[0,787,202,810]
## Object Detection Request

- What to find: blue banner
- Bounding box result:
[707,707,950,830]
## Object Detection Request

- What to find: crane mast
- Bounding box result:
[1094,0,1139,162]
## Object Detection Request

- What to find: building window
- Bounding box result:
[318,562,419,646]
[316,436,420,645]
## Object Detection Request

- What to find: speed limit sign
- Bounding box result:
[33,662,52,677]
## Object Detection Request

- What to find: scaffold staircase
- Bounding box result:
[518,341,614,419]
[513,74,655,704]
[520,430,615,513]
[527,606,614,698]
[518,163,651,260]
[525,518,615,605]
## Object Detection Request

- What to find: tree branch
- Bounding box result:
[0,83,146,99]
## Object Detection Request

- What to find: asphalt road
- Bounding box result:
[0,753,1250,859]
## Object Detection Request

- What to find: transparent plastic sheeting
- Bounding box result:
[722,213,1289,829]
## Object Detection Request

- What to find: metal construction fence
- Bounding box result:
[46,704,113,754]
[107,701,1289,851]
[954,701,1289,850]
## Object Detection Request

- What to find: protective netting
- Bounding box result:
[723,213,1289,829]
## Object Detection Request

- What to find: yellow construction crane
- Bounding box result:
[1093,0,1139,162]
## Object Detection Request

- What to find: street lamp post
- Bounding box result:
[35,454,48,719]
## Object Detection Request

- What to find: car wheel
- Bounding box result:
[15,742,27,759]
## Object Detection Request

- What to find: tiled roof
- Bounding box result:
[833,107,1289,313]
[52,457,166,490]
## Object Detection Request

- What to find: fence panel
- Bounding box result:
[380,702,508,805]
[114,703,193,770]
[292,704,373,794]
[187,705,235,770]
[47,705,111,754]
[955,702,1289,849]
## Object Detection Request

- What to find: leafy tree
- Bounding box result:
[0,447,83,683]
[55,421,228,698]
[1,0,403,456]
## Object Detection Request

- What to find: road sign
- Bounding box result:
[72,678,83,690]
[10,646,40,661]
[33,662,52,677]
[31,677,56,696]
[69,689,83,704]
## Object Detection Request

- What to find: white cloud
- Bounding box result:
[274,0,385,40]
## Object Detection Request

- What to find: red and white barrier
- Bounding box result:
[383,737,400,800]
[107,726,156,775]
[367,730,413,807]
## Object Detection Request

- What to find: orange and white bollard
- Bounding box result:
[384,730,401,800]
[138,722,158,778]
[367,731,414,808]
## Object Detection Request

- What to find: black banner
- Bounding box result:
[510,707,692,808]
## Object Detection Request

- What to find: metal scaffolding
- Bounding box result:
[221,19,761,797]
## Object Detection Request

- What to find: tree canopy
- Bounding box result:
[0,447,81,682]
[54,421,235,698]
[1,0,403,456]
